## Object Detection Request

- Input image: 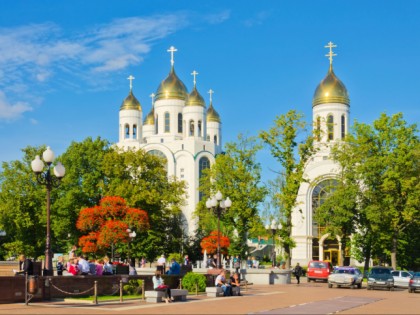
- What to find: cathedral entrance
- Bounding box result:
[324,249,339,266]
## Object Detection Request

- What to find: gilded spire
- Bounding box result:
[208,89,214,104]
[186,70,205,106]
[206,89,220,123]
[150,93,155,106]
[325,41,337,67]
[191,70,198,87]
[167,46,177,67]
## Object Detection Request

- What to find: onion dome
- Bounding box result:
[155,66,188,101]
[120,90,141,111]
[144,107,155,125]
[186,86,205,106]
[206,102,220,123]
[312,64,350,107]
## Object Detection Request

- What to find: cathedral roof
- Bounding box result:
[186,86,205,107]
[155,66,188,102]
[206,102,220,123]
[312,64,350,107]
[120,90,142,111]
[144,106,154,125]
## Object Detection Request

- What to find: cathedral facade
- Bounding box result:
[116,46,223,237]
[291,42,355,267]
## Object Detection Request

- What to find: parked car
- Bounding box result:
[367,266,394,291]
[392,270,413,288]
[307,260,332,282]
[408,272,420,293]
[328,266,363,289]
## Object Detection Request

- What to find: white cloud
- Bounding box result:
[244,11,271,27]
[0,91,32,120]
[205,10,231,24]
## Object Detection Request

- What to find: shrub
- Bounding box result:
[123,279,143,295]
[181,272,206,292]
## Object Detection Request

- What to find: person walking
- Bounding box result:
[294,263,303,284]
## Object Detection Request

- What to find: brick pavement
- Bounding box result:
[0,281,419,314]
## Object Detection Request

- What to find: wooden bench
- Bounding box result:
[206,286,241,297]
[145,289,188,303]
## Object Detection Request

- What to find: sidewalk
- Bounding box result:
[0,282,419,314]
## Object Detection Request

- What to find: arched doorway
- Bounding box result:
[311,179,341,265]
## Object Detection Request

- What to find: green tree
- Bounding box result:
[259,110,317,268]
[196,134,267,257]
[0,146,48,259]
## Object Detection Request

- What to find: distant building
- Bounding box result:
[116,46,223,237]
[291,42,354,267]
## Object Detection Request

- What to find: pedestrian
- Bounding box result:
[294,263,303,284]
[56,256,65,276]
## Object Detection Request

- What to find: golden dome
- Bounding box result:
[155,67,188,101]
[120,90,141,111]
[313,65,350,107]
[186,86,205,106]
[206,102,220,123]
[144,107,154,125]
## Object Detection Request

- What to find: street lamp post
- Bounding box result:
[206,191,232,269]
[265,219,281,268]
[126,228,136,265]
[31,147,65,276]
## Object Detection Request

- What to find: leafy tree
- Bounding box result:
[200,231,231,255]
[0,145,49,259]
[76,196,149,258]
[259,110,317,268]
[196,134,267,257]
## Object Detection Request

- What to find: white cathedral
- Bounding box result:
[291,42,354,266]
[116,43,355,266]
[116,46,222,237]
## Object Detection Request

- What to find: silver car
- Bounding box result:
[328,267,363,289]
[392,270,413,288]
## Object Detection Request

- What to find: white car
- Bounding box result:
[328,267,363,289]
[391,270,413,288]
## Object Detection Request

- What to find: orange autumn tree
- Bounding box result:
[200,230,231,255]
[76,196,149,255]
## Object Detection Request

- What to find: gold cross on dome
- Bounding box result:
[150,93,155,105]
[191,70,199,86]
[167,46,178,66]
[208,89,214,103]
[325,41,337,65]
[127,75,135,91]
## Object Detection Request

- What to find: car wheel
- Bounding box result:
[307,278,311,283]
[367,285,372,290]
[328,283,332,288]
[351,284,357,289]
[408,289,413,293]
[357,283,362,289]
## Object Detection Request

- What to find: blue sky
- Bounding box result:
[1,1,419,184]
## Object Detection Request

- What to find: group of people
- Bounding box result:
[215,269,242,296]
[58,255,114,276]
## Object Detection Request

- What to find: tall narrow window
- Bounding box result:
[327,115,334,141]
[155,115,159,134]
[198,120,202,137]
[199,157,210,201]
[164,112,170,133]
[214,135,218,144]
[341,115,345,140]
[125,124,130,139]
[178,113,183,133]
[189,120,194,136]
[133,124,137,139]
[316,116,321,141]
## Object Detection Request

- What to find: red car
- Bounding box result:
[307,260,333,282]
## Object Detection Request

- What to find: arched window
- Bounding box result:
[148,150,168,172]
[155,115,159,134]
[327,115,334,141]
[133,124,137,139]
[214,135,218,144]
[199,157,210,200]
[312,179,338,237]
[341,115,346,140]
[316,116,321,141]
[164,112,170,133]
[198,120,202,137]
[125,124,130,139]
[178,113,183,133]
[189,120,195,136]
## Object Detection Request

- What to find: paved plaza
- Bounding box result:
[0,280,418,314]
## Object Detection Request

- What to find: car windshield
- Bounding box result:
[371,268,391,275]
[334,269,355,274]
[310,262,327,268]
[414,272,420,277]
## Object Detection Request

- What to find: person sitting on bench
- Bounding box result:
[215,269,232,296]
[153,270,172,303]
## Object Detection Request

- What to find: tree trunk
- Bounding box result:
[363,240,371,276]
[391,232,398,269]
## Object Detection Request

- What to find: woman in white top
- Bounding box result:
[152,270,172,303]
